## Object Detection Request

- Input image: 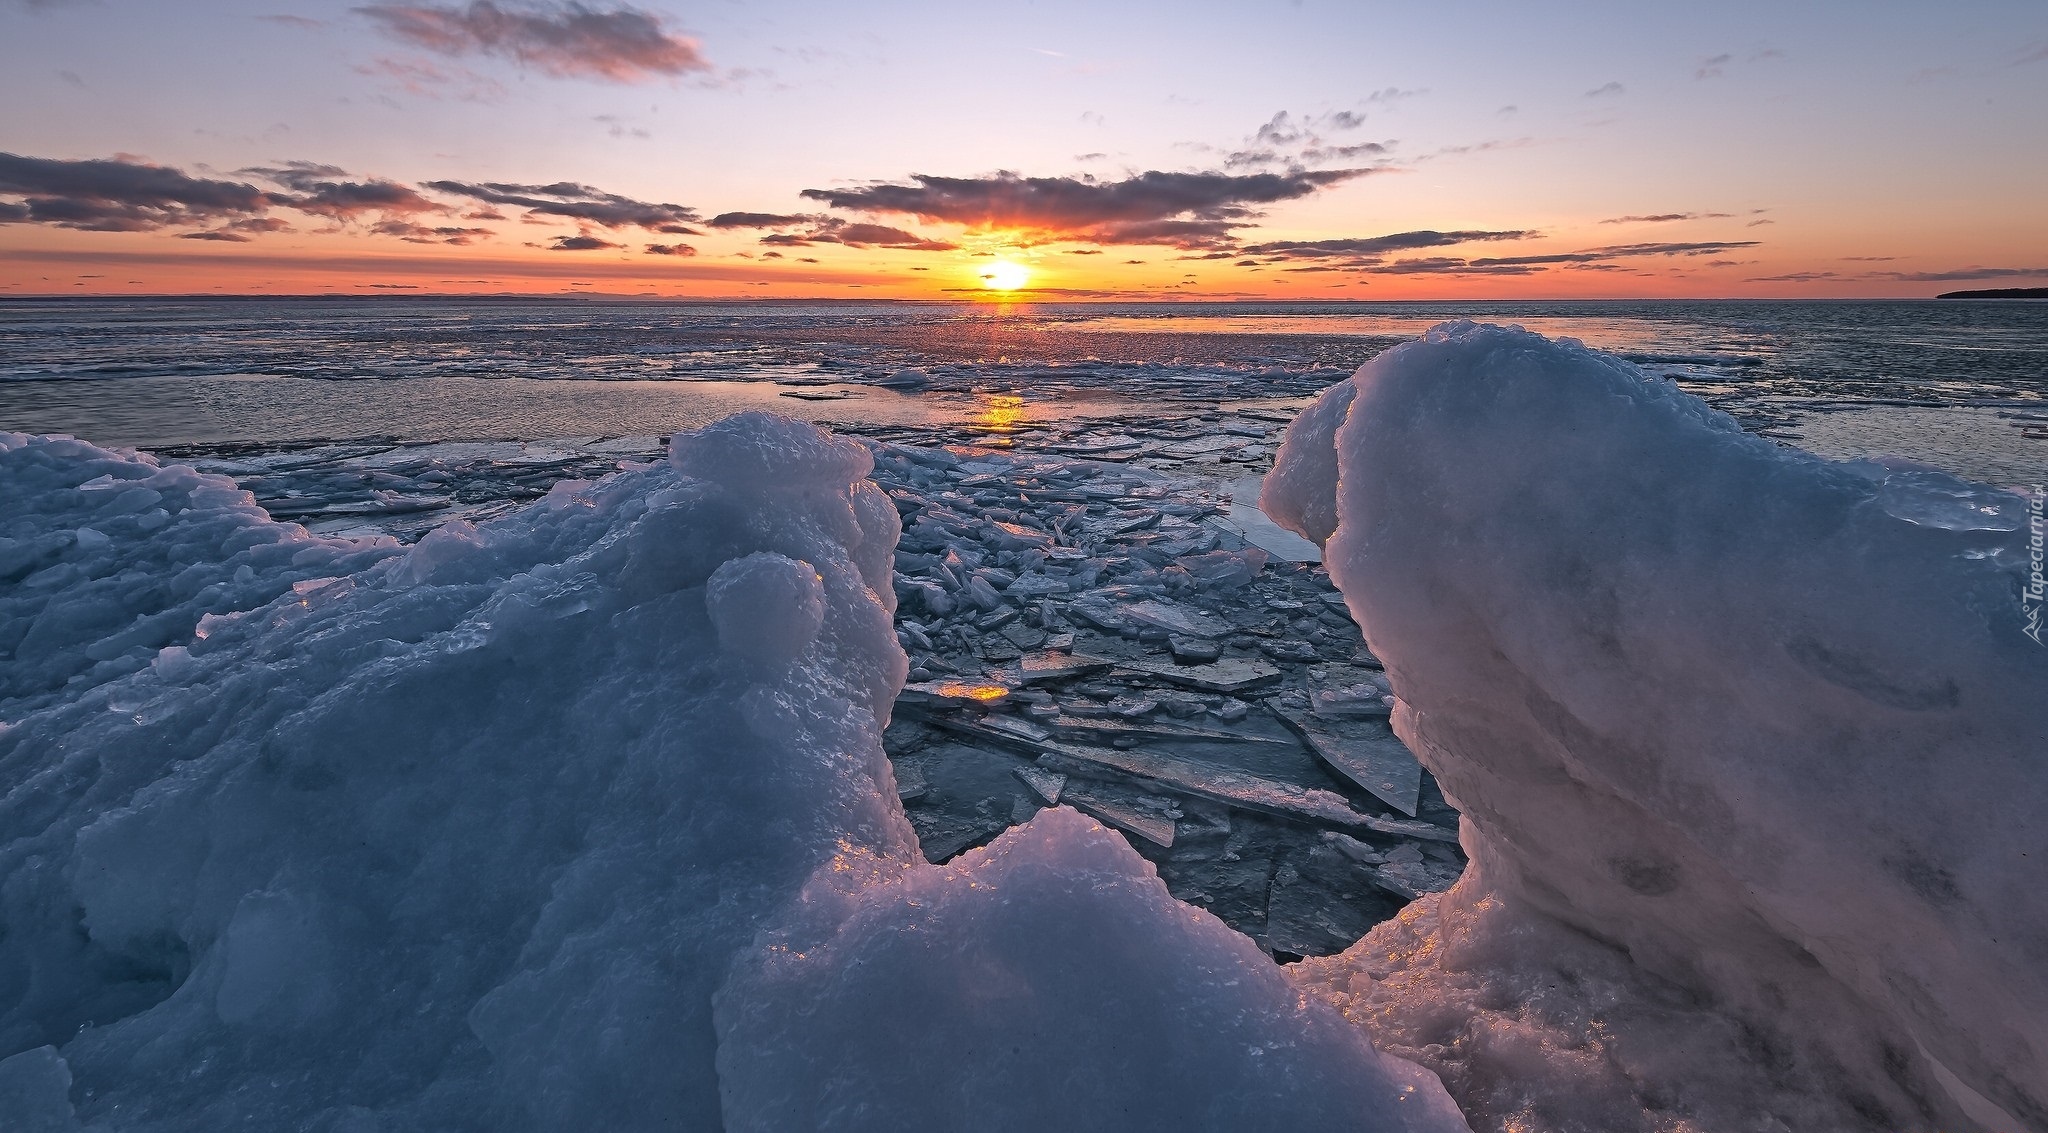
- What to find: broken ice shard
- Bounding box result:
[1266,699,1423,818]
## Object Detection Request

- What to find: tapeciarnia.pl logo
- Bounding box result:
[2025,486,2045,646]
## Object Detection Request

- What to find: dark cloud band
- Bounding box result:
[421,178,698,230]
[800,168,1369,249]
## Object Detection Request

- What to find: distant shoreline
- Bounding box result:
[1936,287,2048,299]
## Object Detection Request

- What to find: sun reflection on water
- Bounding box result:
[971,393,1028,445]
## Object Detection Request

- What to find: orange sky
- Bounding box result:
[4,1,2045,300]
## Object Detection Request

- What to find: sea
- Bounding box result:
[2,296,2044,488]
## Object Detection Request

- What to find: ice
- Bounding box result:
[715,808,1468,1133]
[1062,784,1179,848]
[707,552,828,665]
[1,417,1466,1131]
[1015,766,1067,805]
[1266,322,2048,1132]
[0,434,400,718]
[1121,655,1284,695]
[1033,739,1391,831]
[0,1045,78,1133]
[1267,700,1423,818]
[1015,649,1114,684]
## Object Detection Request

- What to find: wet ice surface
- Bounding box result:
[157,409,1465,960]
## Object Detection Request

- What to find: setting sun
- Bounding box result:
[979,260,1031,291]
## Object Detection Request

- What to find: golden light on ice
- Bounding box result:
[979,260,1030,291]
[973,393,1026,434]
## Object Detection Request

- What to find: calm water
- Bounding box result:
[2,297,2044,485]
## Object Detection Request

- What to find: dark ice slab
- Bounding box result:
[1265,699,1423,817]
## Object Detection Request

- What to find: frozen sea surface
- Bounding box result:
[2,297,2045,484]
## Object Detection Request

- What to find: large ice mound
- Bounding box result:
[1265,322,2048,1132]
[718,805,1469,1132]
[0,417,1466,1131]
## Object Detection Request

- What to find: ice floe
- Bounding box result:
[1268,321,2048,1132]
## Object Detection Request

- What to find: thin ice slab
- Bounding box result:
[1062,784,1177,849]
[1118,599,1229,639]
[1044,715,1297,747]
[1117,656,1283,696]
[1013,766,1067,805]
[1266,699,1423,817]
[898,679,1013,709]
[1030,739,1384,832]
[1212,474,1322,564]
[1014,651,1115,686]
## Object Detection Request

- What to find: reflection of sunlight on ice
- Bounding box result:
[972,394,1027,444]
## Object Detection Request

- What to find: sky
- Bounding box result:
[2,0,2045,300]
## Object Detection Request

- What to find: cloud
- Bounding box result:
[1363,87,1424,106]
[182,216,297,242]
[707,211,820,229]
[547,234,622,251]
[1600,212,1734,224]
[1585,81,1626,98]
[1697,49,1782,80]
[244,161,443,219]
[1222,110,1397,170]
[356,1,711,83]
[370,220,495,244]
[593,113,650,139]
[1418,137,1538,162]
[723,213,957,251]
[1746,271,1841,283]
[642,242,694,255]
[1349,240,1761,277]
[823,222,956,250]
[1868,265,2048,282]
[1236,229,1536,262]
[0,152,530,245]
[1081,219,1242,249]
[1468,241,1758,266]
[800,167,1369,249]
[354,56,507,100]
[422,178,697,230]
[0,152,273,231]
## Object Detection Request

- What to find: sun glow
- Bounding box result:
[979,259,1031,291]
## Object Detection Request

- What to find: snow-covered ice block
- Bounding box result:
[716,807,1471,1133]
[1266,321,2048,1132]
[0,433,401,718]
[0,416,911,1129]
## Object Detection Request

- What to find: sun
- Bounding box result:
[979,259,1031,291]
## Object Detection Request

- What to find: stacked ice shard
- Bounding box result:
[1266,322,2048,1132]
[0,417,1465,1132]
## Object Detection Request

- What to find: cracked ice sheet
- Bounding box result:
[1267,322,2048,1133]
[0,419,1468,1133]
